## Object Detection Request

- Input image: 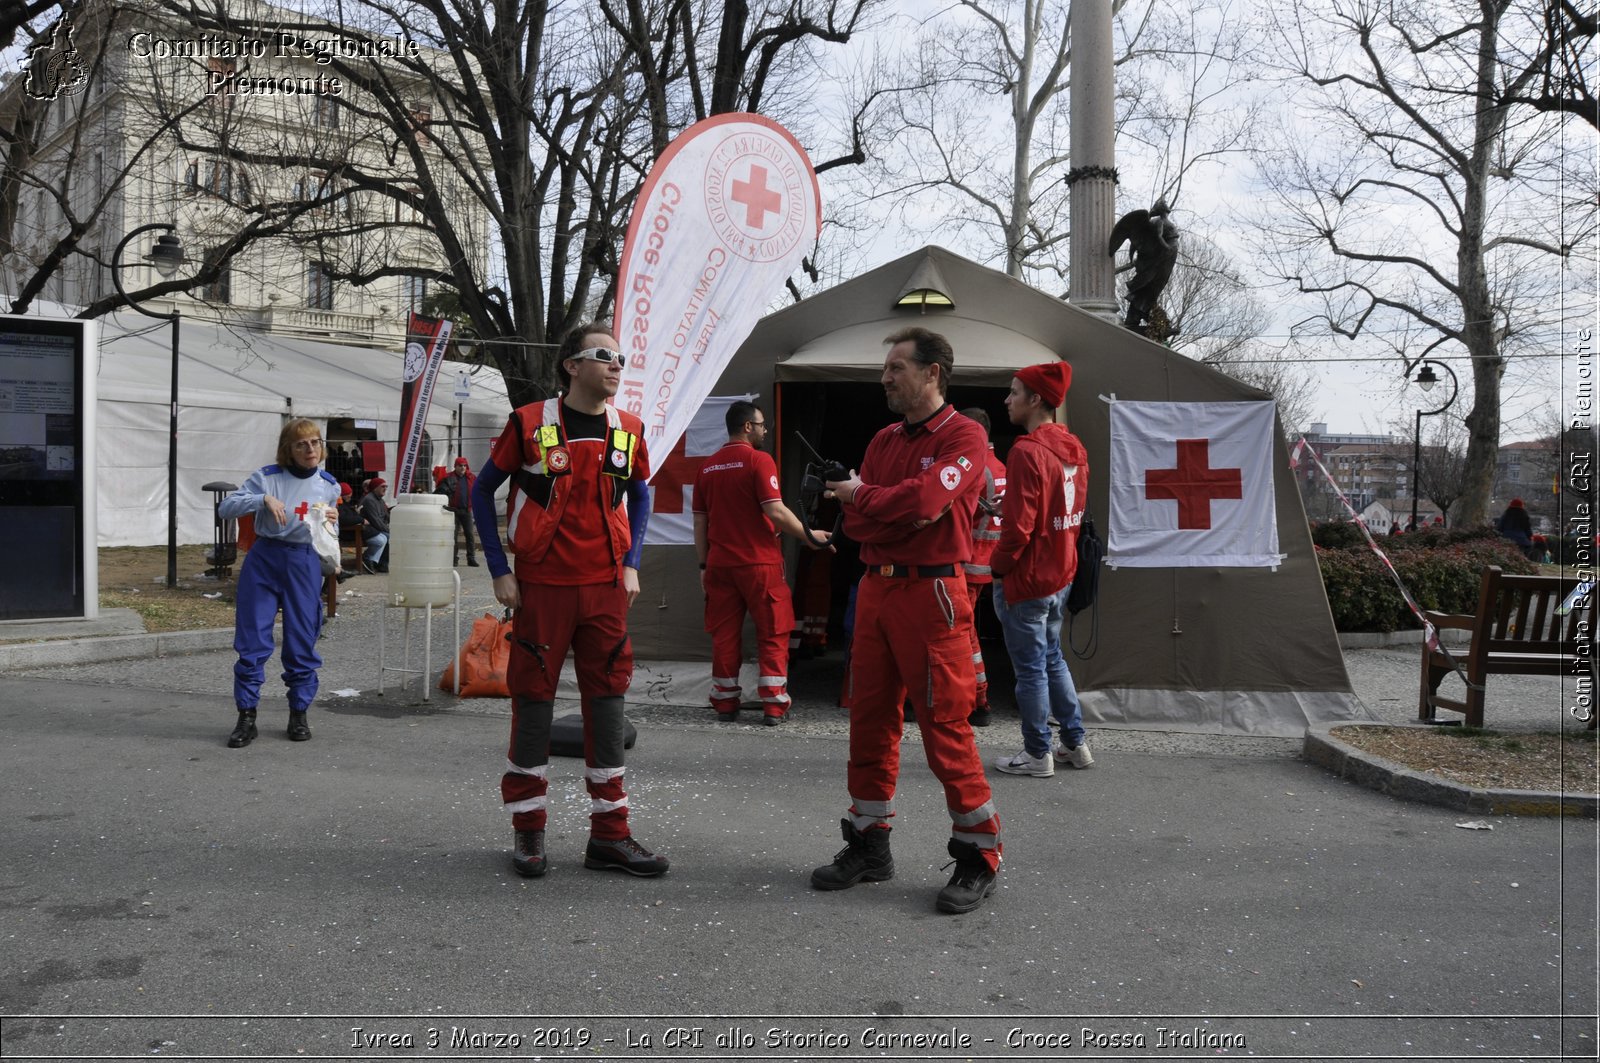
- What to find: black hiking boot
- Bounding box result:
[810,818,894,890]
[286,711,311,741]
[226,710,257,748]
[935,838,997,914]
[584,836,669,877]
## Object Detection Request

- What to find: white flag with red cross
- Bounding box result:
[643,395,757,545]
[1107,400,1283,568]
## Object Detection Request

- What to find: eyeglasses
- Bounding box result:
[571,347,624,365]
[292,439,324,451]
[747,420,766,429]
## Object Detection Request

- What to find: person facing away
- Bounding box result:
[957,406,1006,728]
[987,361,1093,779]
[813,325,1002,915]
[217,418,341,748]
[1496,497,1534,556]
[358,477,390,573]
[692,400,833,725]
[435,456,479,567]
[469,321,666,879]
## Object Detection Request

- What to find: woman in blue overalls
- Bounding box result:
[219,418,341,747]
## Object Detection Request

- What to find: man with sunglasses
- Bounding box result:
[470,322,667,879]
[692,400,832,725]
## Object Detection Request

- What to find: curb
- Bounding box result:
[1337,629,1469,649]
[0,628,235,672]
[1303,723,1598,818]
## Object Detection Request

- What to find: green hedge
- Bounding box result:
[1314,527,1540,632]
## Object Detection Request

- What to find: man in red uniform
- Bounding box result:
[958,407,1006,728]
[693,400,832,724]
[470,322,667,879]
[810,326,1001,915]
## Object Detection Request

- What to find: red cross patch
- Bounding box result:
[939,465,962,491]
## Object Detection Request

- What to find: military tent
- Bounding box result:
[626,246,1374,737]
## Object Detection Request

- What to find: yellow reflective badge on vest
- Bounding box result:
[602,428,636,479]
[535,423,570,476]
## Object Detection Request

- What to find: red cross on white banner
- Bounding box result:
[644,395,757,545]
[1108,401,1282,568]
[651,435,709,515]
[1144,438,1243,530]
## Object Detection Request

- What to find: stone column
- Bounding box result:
[1066,0,1120,321]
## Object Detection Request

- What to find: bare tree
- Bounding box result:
[1499,0,1597,128]
[1253,0,1595,528]
[1414,421,1472,524]
[8,1,880,405]
[853,0,1255,290]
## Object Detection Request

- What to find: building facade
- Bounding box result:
[1,0,487,348]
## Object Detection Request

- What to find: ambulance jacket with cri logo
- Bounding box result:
[491,398,652,585]
[845,404,988,568]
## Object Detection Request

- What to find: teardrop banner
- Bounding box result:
[613,113,822,477]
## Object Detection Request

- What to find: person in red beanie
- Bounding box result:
[811,326,1001,915]
[1496,497,1534,557]
[435,456,479,567]
[357,477,390,572]
[989,359,1093,778]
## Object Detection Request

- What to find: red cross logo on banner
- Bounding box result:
[1145,438,1242,530]
[650,435,709,514]
[730,164,782,228]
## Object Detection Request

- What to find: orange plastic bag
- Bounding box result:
[439,612,512,697]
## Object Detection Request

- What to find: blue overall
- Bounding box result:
[233,538,324,710]
[220,464,339,712]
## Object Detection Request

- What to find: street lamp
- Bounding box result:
[112,223,186,588]
[1408,358,1459,531]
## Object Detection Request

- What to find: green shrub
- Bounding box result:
[1314,528,1540,632]
[1310,520,1366,549]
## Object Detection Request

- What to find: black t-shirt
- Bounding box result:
[562,403,607,442]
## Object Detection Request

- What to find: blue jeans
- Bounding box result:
[364,531,388,564]
[993,582,1084,757]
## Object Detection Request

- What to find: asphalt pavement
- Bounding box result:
[1,568,1595,1061]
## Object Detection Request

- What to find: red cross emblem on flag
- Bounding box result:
[1144,439,1243,530]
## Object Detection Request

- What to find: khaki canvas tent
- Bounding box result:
[628,246,1374,737]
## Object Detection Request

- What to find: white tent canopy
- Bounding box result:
[30,303,514,547]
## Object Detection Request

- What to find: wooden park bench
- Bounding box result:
[1419,566,1596,729]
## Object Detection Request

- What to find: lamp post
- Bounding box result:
[111,224,186,588]
[1408,358,1460,531]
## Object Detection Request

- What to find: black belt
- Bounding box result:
[876,564,957,578]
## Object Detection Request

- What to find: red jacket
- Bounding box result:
[990,422,1088,602]
[846,405,988,567]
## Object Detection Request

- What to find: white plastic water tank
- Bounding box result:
[388,493,454,606]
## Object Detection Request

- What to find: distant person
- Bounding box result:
[988,361,1093,778]
[1388,522,1401,537]
[335,483,362,583]
[436,456,479,567]
[1496,498,1534,557]
[692,400,831,724]
[360,478,390,573]
[470,321,667,879]
[958,407,1006,727]
[812,326,1001,915]
[217,418,340,747]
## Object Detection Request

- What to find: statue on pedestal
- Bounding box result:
[1109,199,1179,335]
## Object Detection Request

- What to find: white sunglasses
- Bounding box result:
[571,346,623,365]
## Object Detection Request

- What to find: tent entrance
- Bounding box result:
[775,380,1016,702]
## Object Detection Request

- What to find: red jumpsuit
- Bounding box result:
[841,404,1001,870]
[693,442,796,718]
[489,399,650,842]
[961,445,1006,710]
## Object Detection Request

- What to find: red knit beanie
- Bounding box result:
[1014,361,1072,408]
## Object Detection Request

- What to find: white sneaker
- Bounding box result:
[1053,740,1094,769]
[994,749,1054,777]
